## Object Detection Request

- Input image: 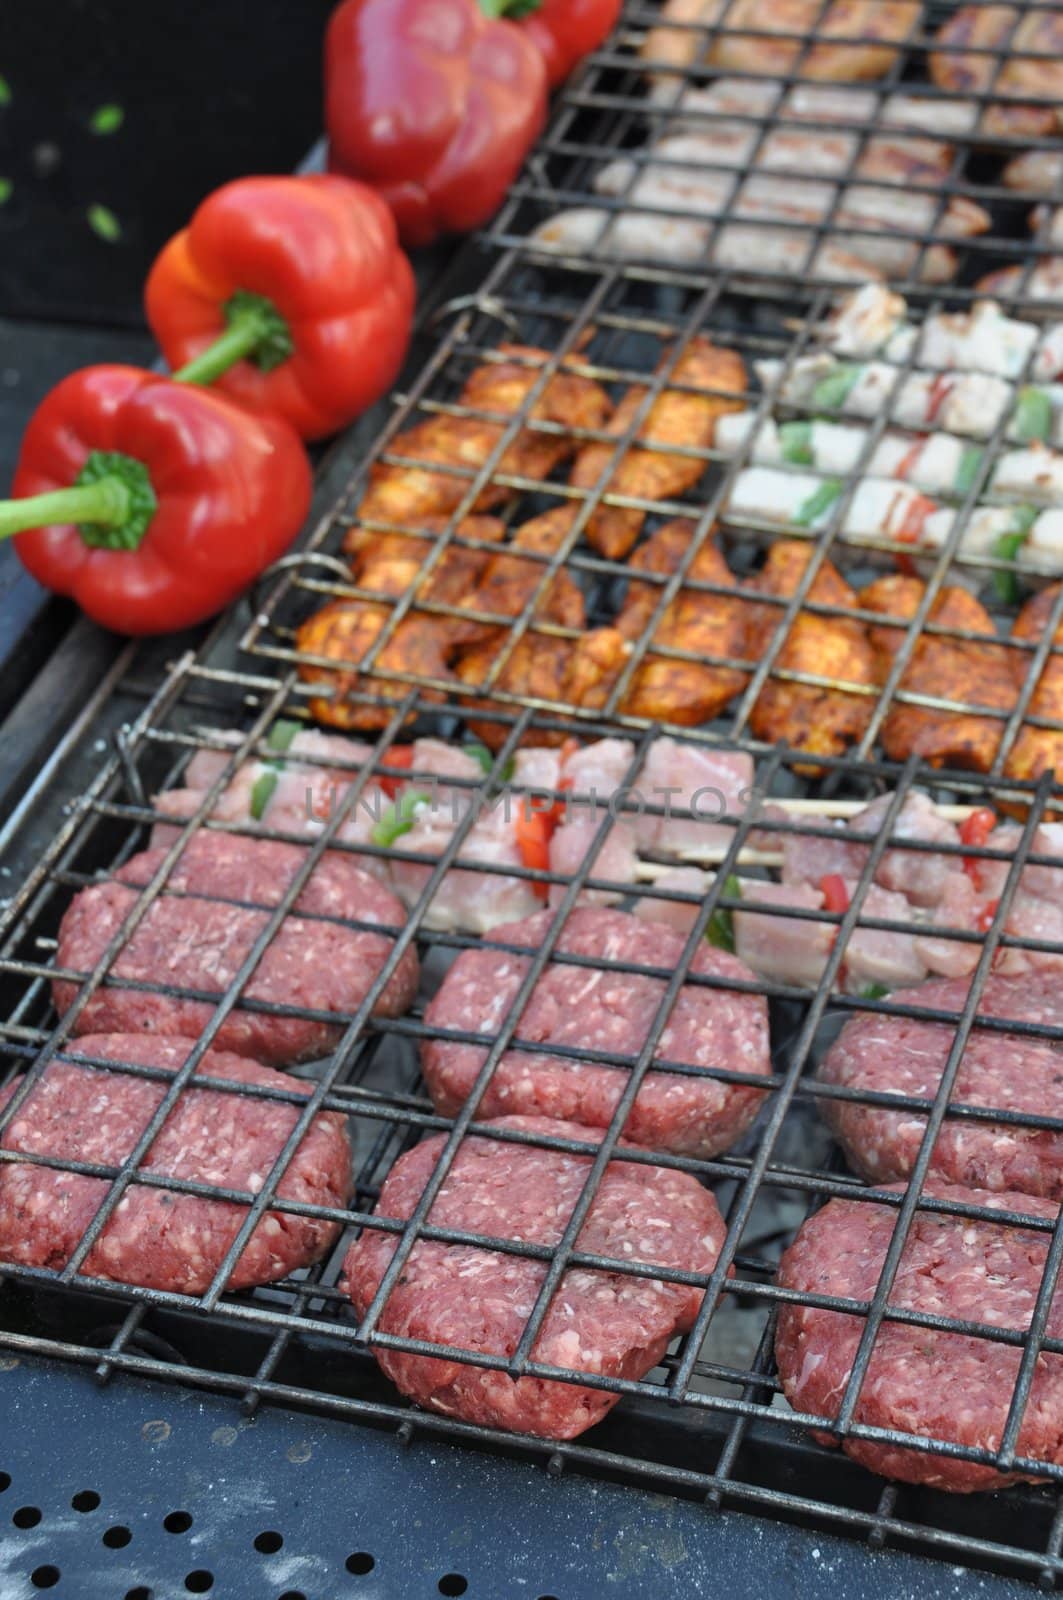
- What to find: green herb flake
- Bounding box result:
[249,769,279,821]
[463,742,495,776]
[705,874,742,953]
[371,789,430,848]
[809,364,861,413]
[87,204,122,243]
[954,445,984,499]
[859,983,890,1000]
[0,179,11,207]
[795,476,844,528]
[991,507,1037,606]
[1013,386,1053,444]
[0,78,11,107]
[266,718,302,754]
[90,104,124,135]
[779,420,815,465]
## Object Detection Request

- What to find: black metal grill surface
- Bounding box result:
[3,0,1063,1592]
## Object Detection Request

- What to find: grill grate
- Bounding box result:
[1,664,1063,1584]
[497,0,1063,303]
[4,0,1063,1589]
[243,263,1063,787]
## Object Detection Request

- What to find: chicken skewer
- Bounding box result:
[149,725,985,961]
[533,206,884,285]
[820,282,1063,379]
[755,351,1063,445]
[167,727,1063,983]
[657,77,978,158]
[930,3,1063,142]
[721,464,1057,592]
[584,140,988,287]
[716,409,1063,509]
[638,0,921,87]
[638,791,1063,992]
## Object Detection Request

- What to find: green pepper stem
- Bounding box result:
[0,476,129,540]
[478,0,543,14]
[173,308,268,386]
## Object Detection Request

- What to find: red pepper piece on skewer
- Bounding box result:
[819,874,851,916]
[959,806,997,880]
[146,174,415,441]
[1,366,312,635]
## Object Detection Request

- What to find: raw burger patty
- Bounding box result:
[819,971,1063,1197]
[777,1182,1063,1491]
[54,833,419,1066]
[421,907,770,1158]
[0,1033,351,1294]
[343,1115,726,1439]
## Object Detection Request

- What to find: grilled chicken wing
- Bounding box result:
[296,509,586,731]
[568,339,746,560]
[1006,583,1063,787]
[461,505,586,629]
[295,519,511,728]
[349,347,613,540]
[455,627,632,748]
[349,515,506,602]
[640,0,918,84]
[296,600,457,731]
[616,519,751,723]
[931,6,1063,140]
[747,541,876,767]
[860,574,1017,770]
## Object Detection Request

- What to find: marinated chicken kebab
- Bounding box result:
[152,722,1063,996]
[535,12,994,288]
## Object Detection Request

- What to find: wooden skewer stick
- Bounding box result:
[636,847,784,874]
[633,861,765,884]
[768,797,977,821]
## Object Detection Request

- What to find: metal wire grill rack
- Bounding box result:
[242,258,1063,790]
[3,0,1063,1588]
[496,0,1063,303]
[1,645,1063,1584]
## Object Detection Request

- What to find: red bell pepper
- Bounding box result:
[819,874,851,915]
[377,746,415,799]
[514,803,554,897]
[0,366,312,635]
[145,174,415,441]
[325,0,549,248]
[517,0,623,85]
[960,805,997,879]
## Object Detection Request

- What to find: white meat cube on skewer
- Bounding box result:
[755,355,1052,444]
[825,282,1060,380]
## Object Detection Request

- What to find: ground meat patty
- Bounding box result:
[343,1115,726,1439]
[54,833,419,1066]
[0,1034,351,1294]
[421,906,770,1158]
[776,1182,1063,1491]
[819,972,1063,1198]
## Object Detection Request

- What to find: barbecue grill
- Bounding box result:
[5,3,1063,1596]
